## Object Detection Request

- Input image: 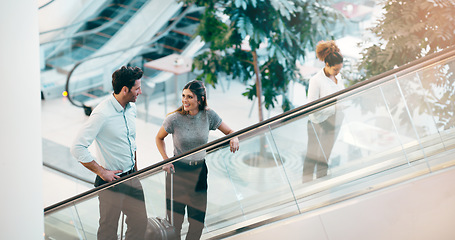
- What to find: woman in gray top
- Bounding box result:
[156,80,239,240]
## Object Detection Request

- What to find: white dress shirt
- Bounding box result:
[307,68,345,123]
[71,94,137,173]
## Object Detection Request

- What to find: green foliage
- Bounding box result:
[242,57,295,111]
[182,0,343,116]
[356,0,455,129]
[358,0,455,80]
[409,61,455,130]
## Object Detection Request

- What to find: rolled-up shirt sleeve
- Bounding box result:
[70,111,106,163]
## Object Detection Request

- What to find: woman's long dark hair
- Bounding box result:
[171,80,207,115]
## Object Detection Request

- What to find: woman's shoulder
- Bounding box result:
[308,69,325,87]
[165,111,181,121]
[204,107,219,116]
[310,68,325,80]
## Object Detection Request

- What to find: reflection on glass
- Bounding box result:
[95,177,147,240]
[205,128,300,230]
[303,101,344,183]
[45,205,80,239]
[166,159,208,240]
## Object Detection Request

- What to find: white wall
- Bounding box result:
[0,1,43,239]
[38,0,92,31]
[229,166,455,240]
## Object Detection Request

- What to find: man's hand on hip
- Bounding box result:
[99,169,123,182]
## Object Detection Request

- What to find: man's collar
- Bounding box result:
[109,93,130,112]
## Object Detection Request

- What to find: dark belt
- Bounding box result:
[175,160,205,167]
[186,160,204,166]
[118,168,135,178]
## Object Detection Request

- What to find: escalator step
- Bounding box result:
[71,46,95,60]
[95,31,112,39]
[101,5,126,19]
[85,17,109,30]
[99,22,123,36]
[119,11,135,24]
[72,88,110,105]
[46,55,76,68]
[142,52,168,61]
[74,43,97,53]
[158,43,184,53]
[84,35,109,49]
[157,35,189,50]
[168,30,191,40]
[179,16,200,26]
[185,15,201,22]
[186,9,203,21]
[172,23,199,37]
[99,7,117,19]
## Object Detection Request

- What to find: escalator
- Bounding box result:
[42,0,149,70]
[40,3,205,185]
[44,46,455,239]
[40,0,183,100]
[64,4,205,115]
[134,7,204,78]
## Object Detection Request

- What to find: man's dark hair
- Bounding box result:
[112,66,143,94]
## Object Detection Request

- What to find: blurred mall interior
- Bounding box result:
[3,0,455,239]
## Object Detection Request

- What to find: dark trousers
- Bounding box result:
[303,113,343,182]
[94,173,147,240]
[166,161,208,240]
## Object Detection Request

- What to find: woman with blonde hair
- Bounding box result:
[303,40,345,183]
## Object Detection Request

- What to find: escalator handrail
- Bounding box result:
[65,4,194,108]
[38,0,56,10]
[46,45,455,214]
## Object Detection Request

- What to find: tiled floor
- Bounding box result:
[41,78,289,207]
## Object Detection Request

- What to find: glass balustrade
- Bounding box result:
[44,48,455,239]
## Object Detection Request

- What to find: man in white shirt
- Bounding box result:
[71,66,147,240]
